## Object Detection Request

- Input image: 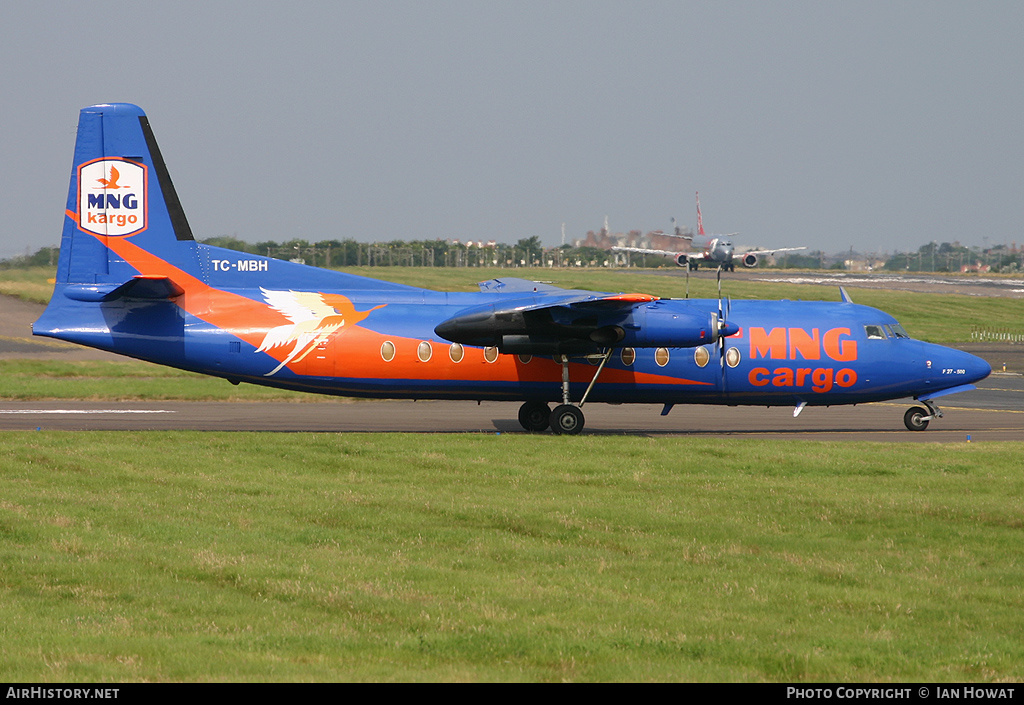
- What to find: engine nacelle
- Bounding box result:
[674,253,690,267]
[742,252,759,268]
[619,306,731,348]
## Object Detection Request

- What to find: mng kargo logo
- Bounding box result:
[78,158,148,237]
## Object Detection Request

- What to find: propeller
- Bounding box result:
[717,266,726,371]
[715,266,739,376]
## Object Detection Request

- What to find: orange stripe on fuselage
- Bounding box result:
[95,231,292,356]
[92,231,710,387]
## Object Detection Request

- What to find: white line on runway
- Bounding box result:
[0,410,176,414]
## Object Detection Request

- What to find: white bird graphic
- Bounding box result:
[257,288,384,376]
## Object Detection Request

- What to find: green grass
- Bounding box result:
[0,266,57,304]
[1,433,1022,682]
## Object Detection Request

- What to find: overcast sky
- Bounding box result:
[2,1,1022,259]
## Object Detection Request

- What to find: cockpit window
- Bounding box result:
[884,323,911,339]
[865,325,886,339]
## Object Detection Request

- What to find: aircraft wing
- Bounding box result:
[739,246,807,257]
[436,289,652,354]
[612,246,707,261]
[435,288,733,355]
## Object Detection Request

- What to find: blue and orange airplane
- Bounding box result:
[34,103,990,434]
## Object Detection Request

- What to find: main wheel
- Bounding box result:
[550,404,585,435]
[904,406,930,431]
[518,401,551,432]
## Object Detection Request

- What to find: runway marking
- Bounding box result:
[0,409,176,415]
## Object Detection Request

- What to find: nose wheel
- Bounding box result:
[904,399,942,431]
[904,406,930,431]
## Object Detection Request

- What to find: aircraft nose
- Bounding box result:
[964,350,992,383]
[935,348,991,384]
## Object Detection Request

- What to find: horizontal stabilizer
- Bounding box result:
[478,278,566,293]
[63,275,184,302]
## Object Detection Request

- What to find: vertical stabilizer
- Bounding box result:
[696,191,705,237]
[57,103,199,285]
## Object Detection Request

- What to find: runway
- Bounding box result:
[1,374,1021,440]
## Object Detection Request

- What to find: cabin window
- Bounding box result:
[517,354,532,364]
[449,343,464,363]
[620,348,636,366]
[725,347,741,368]
[417,341,433,362]
[694,346,710,368]
[655,348,670,367]
[865,325,886,339]
[483,346,499,363]
[381,341,396,362]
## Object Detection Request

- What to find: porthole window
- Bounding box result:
[725,347,741,368]
[694,346,710,368]
[483,346,499,363]
[417,341,433,362]
[517,354,532,364]
[620,348,635,366]
[449,343,464,363]
[381,341,396,362]
[655,347,670,367]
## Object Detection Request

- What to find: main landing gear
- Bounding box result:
[517,350,613,435]
[904,399,943,431]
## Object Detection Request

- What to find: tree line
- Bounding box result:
[3,237,1021,273]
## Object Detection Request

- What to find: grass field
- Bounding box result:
[1,433,1023,682]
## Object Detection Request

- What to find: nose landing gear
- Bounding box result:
[904,398,943,431]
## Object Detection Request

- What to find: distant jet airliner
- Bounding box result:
[33,104,988,434]
[614,192,807,271]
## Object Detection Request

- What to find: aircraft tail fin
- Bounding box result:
[54,103,201,287]
[696,191,705,237]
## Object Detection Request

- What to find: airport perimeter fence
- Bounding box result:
[971,325,1024,343]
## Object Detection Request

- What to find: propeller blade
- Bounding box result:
[717,266,723,320]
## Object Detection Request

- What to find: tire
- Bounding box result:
[904,406,930,431]
[518,401,551,432]
[550,404,585,435]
